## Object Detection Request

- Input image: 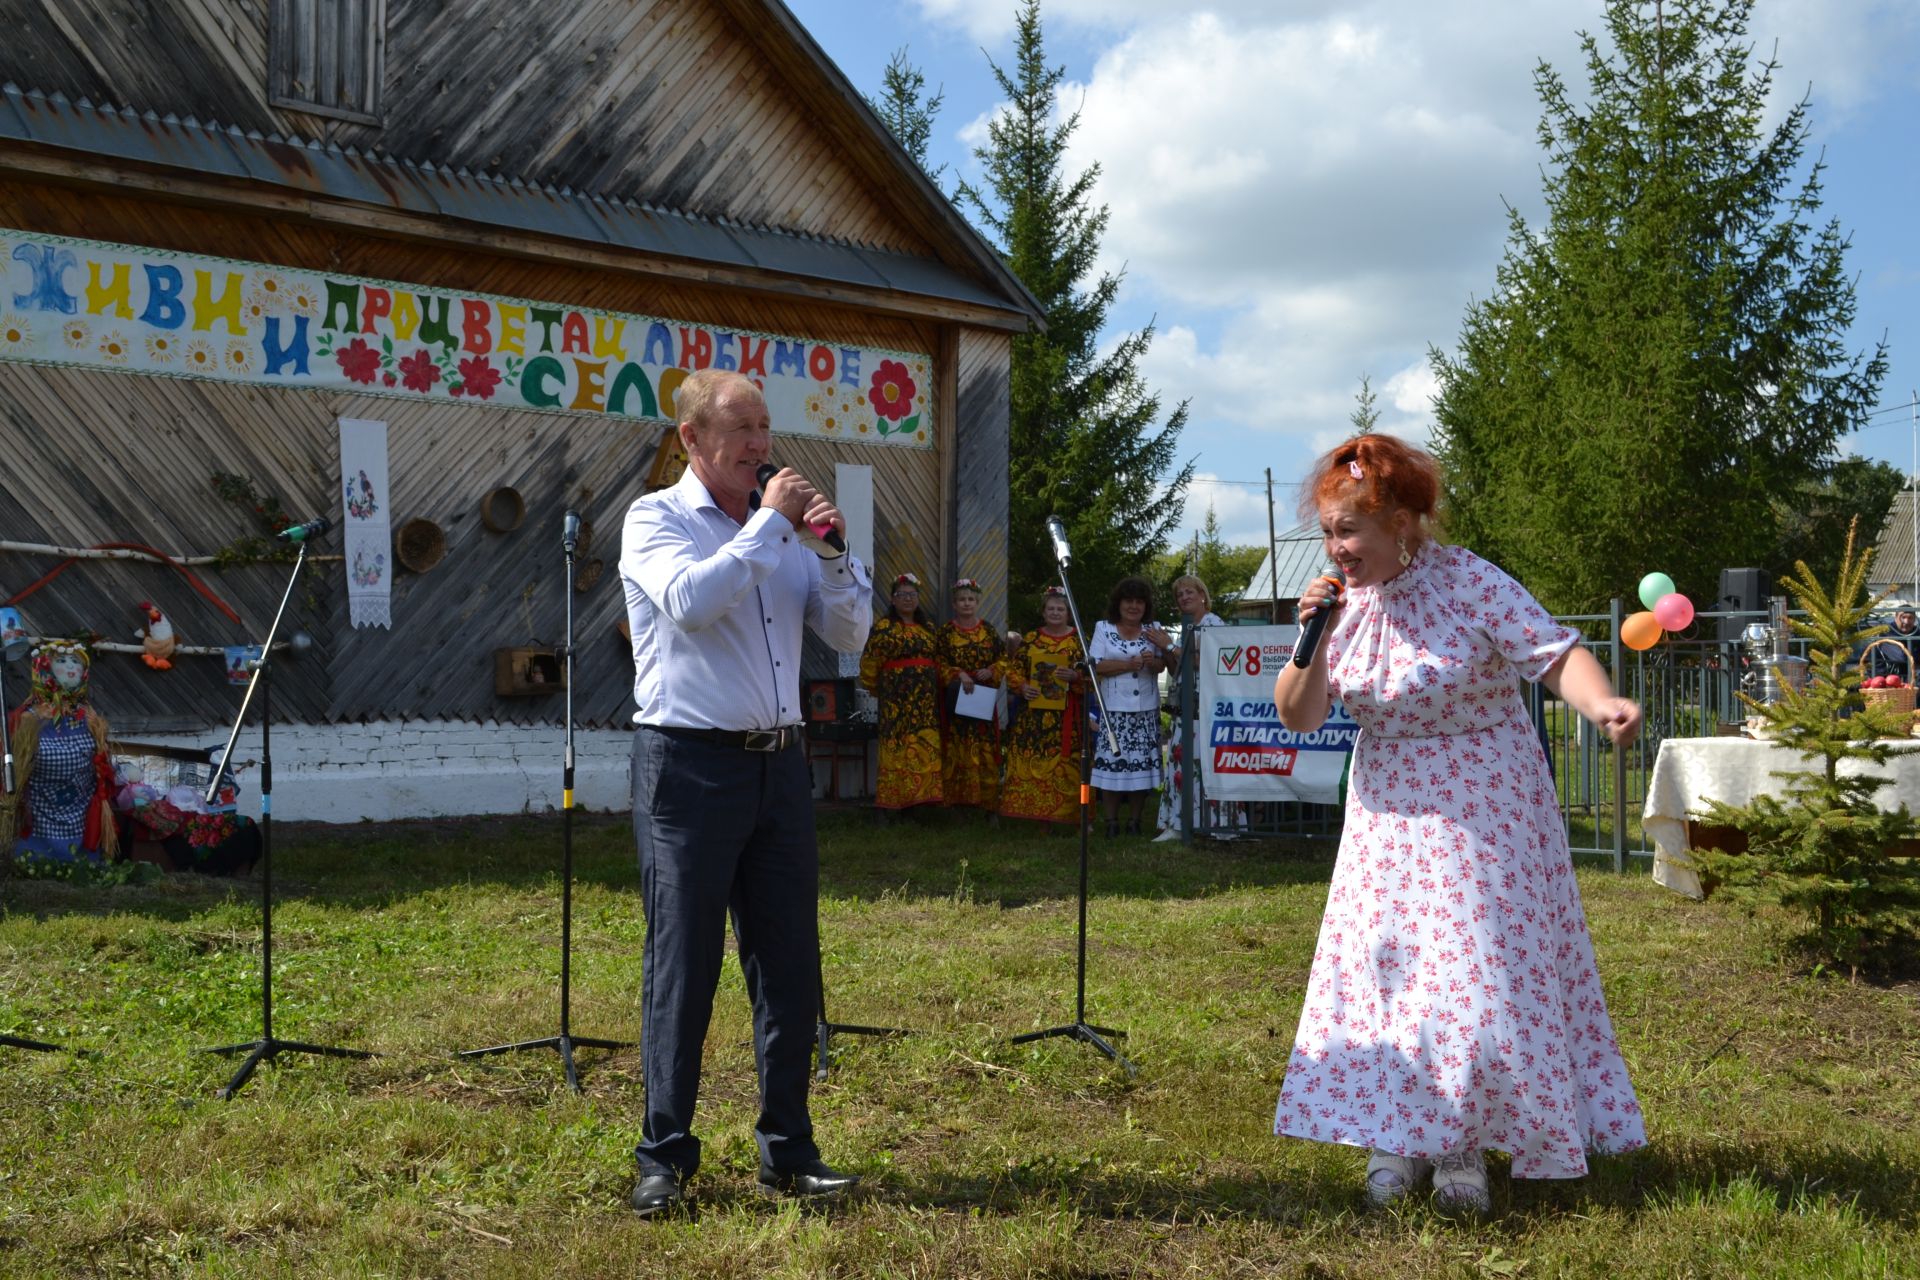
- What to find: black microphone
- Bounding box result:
[754,463,847,555]
[1046,514,1072,568]
[274,517,332,543]
[562,509,581,554]
[1291,568,1346,668]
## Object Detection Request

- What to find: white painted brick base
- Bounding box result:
[124,719,637,823]
[122,719,876,822]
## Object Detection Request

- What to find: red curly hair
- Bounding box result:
[1298,433,1442,528]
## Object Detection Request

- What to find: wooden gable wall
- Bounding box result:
[0,0,947,259]
[0,177,951,732]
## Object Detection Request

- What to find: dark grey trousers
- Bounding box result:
[630,727,821,1178]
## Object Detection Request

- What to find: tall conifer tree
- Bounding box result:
[959,0,1192,626]
[1430,0,1886,612]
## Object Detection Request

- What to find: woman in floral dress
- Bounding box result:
[1271,433,1645,1217]
[998,588,1086,826]
[859,574,944,812]
[935,578,1002,811]
[1087,575,1166,836]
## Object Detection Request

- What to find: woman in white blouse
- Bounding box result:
[1088,575,1167,836]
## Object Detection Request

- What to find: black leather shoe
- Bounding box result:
[757,1159,860,1199]
[630,1171,685,1217]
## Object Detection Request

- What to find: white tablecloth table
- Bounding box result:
[1644,735,1920,898]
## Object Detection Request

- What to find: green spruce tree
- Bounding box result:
[960,0,1192,627]
[1430,0,1886,613]
[867,47,947,186]
[1350,374,1380,435]
[1696,522,1920,974]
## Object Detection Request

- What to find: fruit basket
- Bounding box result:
[1858,639,1917,714]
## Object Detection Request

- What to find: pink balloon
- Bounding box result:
[1653,592,1694,631]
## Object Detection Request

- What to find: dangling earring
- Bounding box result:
[1397,537,1412,567]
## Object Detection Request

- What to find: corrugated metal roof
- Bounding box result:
[0,82,1038,322]
[1236,521,1326,607]
[1870,487,1920,597]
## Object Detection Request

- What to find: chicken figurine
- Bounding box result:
[135,601,177,670]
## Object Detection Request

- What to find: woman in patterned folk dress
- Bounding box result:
[1087,576,1167,836]
[935,579,1002,811]
[998,588,1086,826]
[1271,433,1645,1218]
[859,574,944,812]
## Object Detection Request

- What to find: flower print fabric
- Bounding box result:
[1274,542,1645,1178]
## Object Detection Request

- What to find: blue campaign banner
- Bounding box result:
[1197,625,1358,804]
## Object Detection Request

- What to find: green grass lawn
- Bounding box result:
[3,808,1917,1278]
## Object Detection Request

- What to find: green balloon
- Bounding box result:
[1638,572,1676,611]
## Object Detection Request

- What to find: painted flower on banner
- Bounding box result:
[183,338,217,372]
[398,348,440,393]
[248,274,289,314]
[62,319,91,349]
[225,343,256,375]
[869,359,916,422]
[0,315,30,352]
[287,280,322,318]
[241,296,271,328]
[144,332,177,364]
[453,355,501,400]
[336,337,380,385]
[97,331,132,364]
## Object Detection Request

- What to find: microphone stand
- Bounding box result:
[1010,541,1135,1077]
[461,516,630,1092]
[203,531,372,1098]
[1,646,61,1054]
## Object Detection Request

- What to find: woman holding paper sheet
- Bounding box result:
[858,573,944,812]
[1087,575,1166,837]
[935,578,1002,811]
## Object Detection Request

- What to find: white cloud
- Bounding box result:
[940,0,1920,548]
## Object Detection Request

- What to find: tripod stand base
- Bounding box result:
[206,1037,374,1100]
[814,1019,908,1081]
[1011,1022,1136,1077]
[1,1033,61,1053]
[460,1033,633,1094]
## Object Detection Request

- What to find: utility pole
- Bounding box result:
[1265,467,1280,623]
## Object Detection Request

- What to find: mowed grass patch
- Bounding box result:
[0,807,1914,1278]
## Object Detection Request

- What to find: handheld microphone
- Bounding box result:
[1291,568,1346,668]
[562,509,582,554]
[274,517,333,543]
[1046,515,1072,568]
[754,463,847,555]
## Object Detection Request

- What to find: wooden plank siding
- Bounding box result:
[0,0,945,259]
[953,328,1011,631]
[0,182,949,732]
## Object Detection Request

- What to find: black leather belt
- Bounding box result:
[651,724,804,752]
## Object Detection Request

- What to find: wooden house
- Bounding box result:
[0,0,1040,818]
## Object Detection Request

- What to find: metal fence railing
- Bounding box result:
[1174,603,1794,872]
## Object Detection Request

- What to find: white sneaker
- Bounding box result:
[1365,1150,1430,1206]
[1432,1147,1491,1218]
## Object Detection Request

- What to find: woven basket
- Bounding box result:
[1859,639,1918,714]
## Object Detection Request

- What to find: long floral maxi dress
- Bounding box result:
[998,628,1085,825]
[1274,543,1645,1179]
[936,621,1002,810]
[859,617,945,810]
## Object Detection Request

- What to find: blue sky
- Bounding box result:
[785,0,1920,548]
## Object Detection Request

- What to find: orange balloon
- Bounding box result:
[1621,611,1663,651]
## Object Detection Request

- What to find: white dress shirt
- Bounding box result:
[620,468,872,729]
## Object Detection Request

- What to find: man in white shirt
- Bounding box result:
[619,369,873,1217]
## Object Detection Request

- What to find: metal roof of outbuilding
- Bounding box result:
[0,82,1036,323]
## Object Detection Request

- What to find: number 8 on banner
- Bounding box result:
[1245,647,1262,677]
